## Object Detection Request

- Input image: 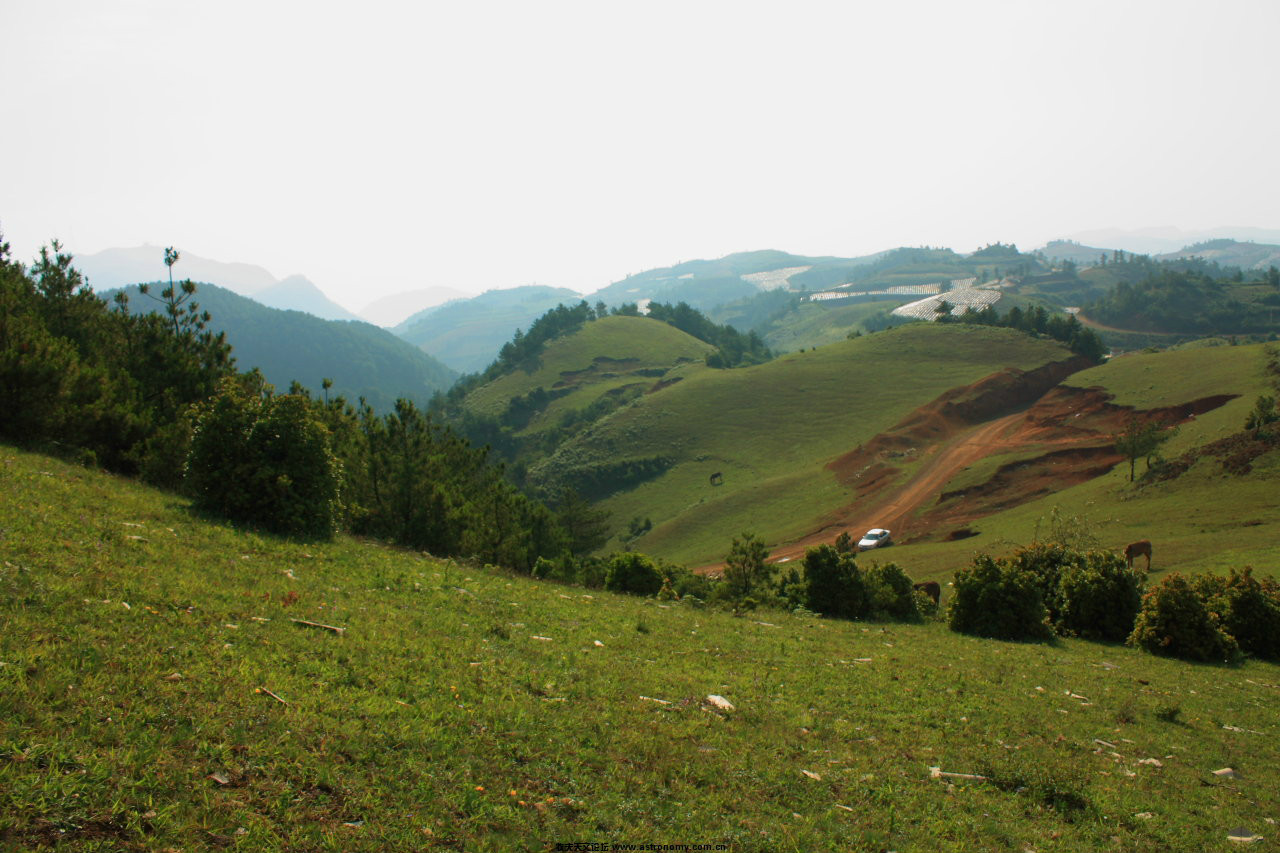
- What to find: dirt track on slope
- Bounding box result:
[697,358,1236,572]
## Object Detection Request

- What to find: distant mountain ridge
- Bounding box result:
[108,283,457,412]
[77,245,278,295]
[395,285,585,375]
[252,274,363,321]
[77,246,363,323]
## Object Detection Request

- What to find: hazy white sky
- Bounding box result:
[3,0,1277,310]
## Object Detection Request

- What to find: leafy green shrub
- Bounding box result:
[723,532,771,600]
[948,555,1052,641]
[1192,569,1280,661]
[802,544,866,620]
[1128,573,1240,663]
[1055,551,1144,642]
[604,552,664,596]
[187,376,342,539]
[575,556,608,589]
[994,542,1142,641]
[668,564,715,601]
[863,562,920,621]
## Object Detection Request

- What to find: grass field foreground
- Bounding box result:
[3,446,1279,851]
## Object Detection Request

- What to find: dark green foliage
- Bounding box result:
[978,542,1143,642]
[1055,552,1145,642]
[1244,395,1278,438]
[1114,418,1177,481]
[604,552,664,596]
[553,455,674,502]
[645,301,772,368]
[801,544,865,619]
[948,555,1053,642]
[342,398,568,571]
[553,489,612,556]
[186,375,342,539]
[863,562,920,621]
[723,532,770,599]
[0,237,234,477]
[947,303,1106,362]
[1191,569,1280,661]
[1087,269,1276,336]
[1128,573,1240,663]
[797,548,919,622]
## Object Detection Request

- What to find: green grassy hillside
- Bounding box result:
[464,315,715,427]
[881,342,1280,581]
[532,324,1073,564]
[4,445,1279,851]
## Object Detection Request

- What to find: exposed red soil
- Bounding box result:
[696,357,1237,572]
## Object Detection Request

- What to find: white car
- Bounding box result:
[857,528,892,551]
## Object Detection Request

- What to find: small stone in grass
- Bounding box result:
[1227,827,1262,844]
[706,694,735,712]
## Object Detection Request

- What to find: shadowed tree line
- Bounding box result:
[0,231,605,569]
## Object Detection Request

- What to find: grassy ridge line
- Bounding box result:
[891,342,1280,580]
[591,325,1073,564]
[464,316,715,422]
[3,445,1279,851]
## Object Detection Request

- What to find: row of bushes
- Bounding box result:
[1129,569,1280,662]
[946,542,1280,664]
[948,543,1143,642]
[530,535,932,625]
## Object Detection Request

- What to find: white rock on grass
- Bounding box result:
[706,695,735,712]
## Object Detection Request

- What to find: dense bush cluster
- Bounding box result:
[1087,269,1277,336]
[1129,569,1280,663]
[187,375,342,538]
[949,555,1054,641]
[774,544,920,622]
[948,543,1144,642]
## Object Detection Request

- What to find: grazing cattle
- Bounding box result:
[709,472,724,486]
[1125,539,1153,570]
[913,581,941,606]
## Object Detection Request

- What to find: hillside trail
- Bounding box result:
[765,410,1031,565]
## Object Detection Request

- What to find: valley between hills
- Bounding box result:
[4,232,1280,850]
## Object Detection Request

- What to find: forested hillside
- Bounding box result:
[110,283,456,412]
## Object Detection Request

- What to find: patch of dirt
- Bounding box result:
[648,375,684,393]
[553,356,642,389]
[1154,429,1280,479]
[757,360,1237,564]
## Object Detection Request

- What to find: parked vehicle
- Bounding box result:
[858,528,892,551]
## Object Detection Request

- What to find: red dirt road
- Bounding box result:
[694,363,1235,573]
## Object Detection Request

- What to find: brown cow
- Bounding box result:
[1124,539,1153,570]
[913,581,941,606]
